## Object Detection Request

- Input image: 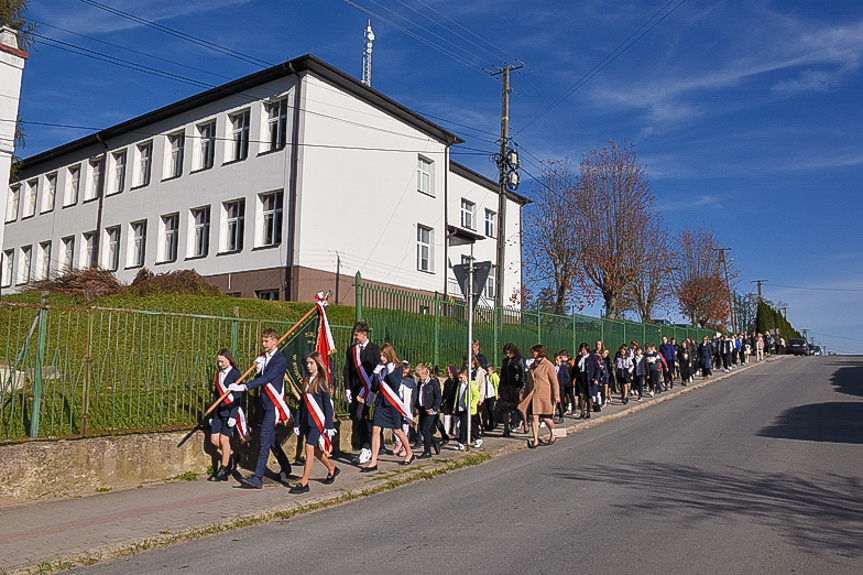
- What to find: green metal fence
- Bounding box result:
[355,273,715,370]
[0,297,354,443]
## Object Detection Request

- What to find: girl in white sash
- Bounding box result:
[289,352,339,494]
[361,343,415,471]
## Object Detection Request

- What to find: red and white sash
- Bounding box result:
[264,382,292,424]
[216,371,249,439]
[378,369,414,424]
[304,379,331,452]
[215,371,237,407]
[353,344,374,402]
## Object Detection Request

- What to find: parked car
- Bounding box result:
[811,345,822,356]
[787,338,808,355]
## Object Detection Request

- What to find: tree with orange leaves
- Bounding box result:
[673,226,732,327]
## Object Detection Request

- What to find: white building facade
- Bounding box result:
[2,55,526,305]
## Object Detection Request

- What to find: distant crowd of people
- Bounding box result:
[205,322,778,492]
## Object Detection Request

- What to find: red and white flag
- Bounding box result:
[314,292,336,376]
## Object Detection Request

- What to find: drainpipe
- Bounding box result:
[91,134,108,269]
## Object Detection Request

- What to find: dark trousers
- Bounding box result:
[480,397,496,430]
[722,353,731,369]
[634,374,645,398]
[255,408,291,478]
[457,410,480,444]
[662,363,674,386]
[649,369,661,393]
[350,400,371,449]
[418,410,439,454]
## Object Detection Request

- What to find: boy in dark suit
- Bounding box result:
[229,327,293,489]
[342,321,380,463]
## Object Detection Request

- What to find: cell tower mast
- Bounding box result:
[362,20,374,87]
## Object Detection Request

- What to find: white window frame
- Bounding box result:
[229,110,250,162]
[265,99,288,151]
[22,179,38,218]
[127,220,147,268]
[81,232,96,269]
[64,165,80,206]
[1,249,14,288]
[195,121,216,171]
[256,289,279,301]
[103,226,121,271]
[17,245,32,285]
[257,192,283,247]
[134,142,153,187]
[159,213,179,263]
[460,199,475,230]
[84,157,103,201]
[417,156,434,196]
[109,150,126,195]
[35,241,52,281]
[60,236,75,272]
[165,131,185,179]
[417,225,433,272]
[222,199,245,252]
[188,206,211,258]
[41,173,57,213]
[6,184,20,222]
[485,209,496,238]
[485,264,495,299]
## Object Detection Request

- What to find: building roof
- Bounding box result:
[449,160,530,205]
[18,54,463,170]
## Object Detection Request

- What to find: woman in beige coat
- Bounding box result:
[518,345,560,448]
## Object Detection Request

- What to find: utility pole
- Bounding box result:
[751,279,767,303]
[715,248,735,333]
[490,62,522,312]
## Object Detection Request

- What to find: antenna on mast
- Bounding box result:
[362,20,374,87]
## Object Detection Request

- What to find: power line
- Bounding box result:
[770,283,863,293]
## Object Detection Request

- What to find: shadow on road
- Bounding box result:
[757,402,863,444]
[556,461,863,558]
[828,358,863,399]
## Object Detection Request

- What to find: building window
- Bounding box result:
[460,199,475,230]
[17,245,32,284]
[35,241,52,281]
[23,179,38,218]
[64,165,80,206]
[229,110,250,162]
[417,225,433,272]
[104,226,120,271]
[81,232,96,269]
[417,156,433,196]
[485,209,496,238]
[135,142,153,187]
[195,121,216,170]
[84,157,103,201]
[41,173,57,213]
[258,192,283,247]
[166,132,184,179]
[1,249,13,288]
[485,265,495,299]
[160,213,179,263]
[5,184,19,222]
[110,150,126,195]
[60,236,75,272]
[128,221,147,268]
[189,206,210,258]
[256,289,279,301]
[265,99,288,151]
[223,200,245,252]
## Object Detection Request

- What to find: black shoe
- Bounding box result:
[527,439,538,449]
[207,466,221,481]
[209,465,230,482]
[400,454,416,466]
[323,467,341,485]
[289,482,310,494]
[433,442,440,455]
[417,452,433,459]
[238,475,263,489]
[359,465,378,473]
[586,410,591,418]
[278,468,293,482]
[595,405,602,413]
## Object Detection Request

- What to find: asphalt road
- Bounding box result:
[67,356,863,575]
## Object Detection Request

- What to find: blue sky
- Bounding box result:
[14,0,863,353]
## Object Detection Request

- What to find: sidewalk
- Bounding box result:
[0,357,781,575]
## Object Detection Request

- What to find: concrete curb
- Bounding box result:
[2,356,786,575]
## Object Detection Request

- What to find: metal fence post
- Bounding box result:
[572,312,577,353]
[433,292,440,369]
[29,292,49,439]
[600,317,605,345]
[493,304,500,368]
[81,309,93,437]
[537,310,542,345]
[355,272,363,324]
[231,306,240,356]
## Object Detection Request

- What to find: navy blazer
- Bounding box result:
[214,367,242,419]
[298,379,334,431]
[417,377,442,412]
[245,349,287,412]
[342,341,382,396]
[372,365,402,408]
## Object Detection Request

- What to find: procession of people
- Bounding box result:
[205,316,773,490]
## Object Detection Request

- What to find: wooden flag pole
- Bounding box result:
[202,299,325,417]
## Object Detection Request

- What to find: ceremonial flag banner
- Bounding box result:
[281,312,320,395]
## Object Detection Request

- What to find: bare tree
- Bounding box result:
[673,226,732,327]
[623,219,674,322]
[522,159,590,314]
[579,140,656,319]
